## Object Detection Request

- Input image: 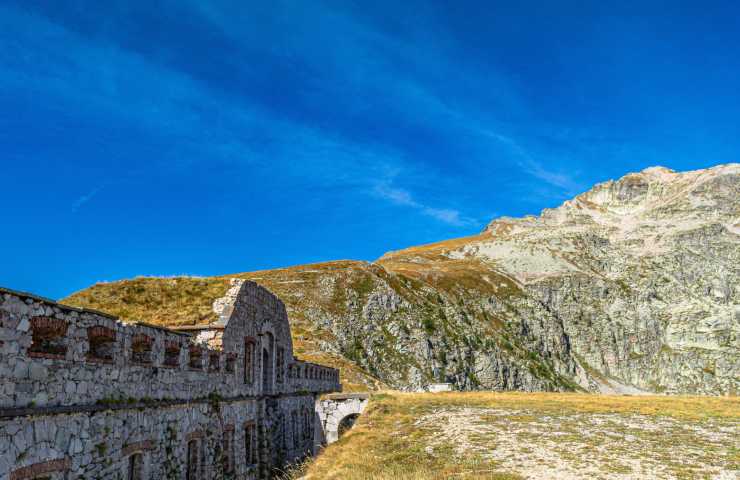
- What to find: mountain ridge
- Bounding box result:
[63,164,740,395]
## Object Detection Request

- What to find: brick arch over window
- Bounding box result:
[186,432,205,480]
[10,458,71,480]
[244,421,258,468]
[261,332,274,394]
[127,453,144,480]
[222,425,235,475]
[186,439,200,480]
[121,440,153,480]
[163,341,181,368]
[244,337,256,385]
[225,353,236,373]
[188,345,203,370]
[131,334,153,364]
[27,317,68,359]
[87,325,116,363]
[276,346,285,384]
[208,352,220,372]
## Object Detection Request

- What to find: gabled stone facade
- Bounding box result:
[0,281,340,479]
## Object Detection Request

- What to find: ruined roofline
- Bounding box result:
[170,324,226,332]
[294,358,336,369]
[2,284,328,363]
[132,321,193,337]
[1,286,118,320]
[209,278,288,328]
[0,286,192,337]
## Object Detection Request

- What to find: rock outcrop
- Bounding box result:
[64,164,740,395]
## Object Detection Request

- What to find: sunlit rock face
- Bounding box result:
[65,165,740,395]
[332,164,739,394]
[438,164,740,394]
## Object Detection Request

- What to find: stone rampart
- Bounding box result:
[0,285,339,411]
[0,281,340,479]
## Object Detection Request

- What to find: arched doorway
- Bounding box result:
[316,393,369,445]
[337,413,360,438]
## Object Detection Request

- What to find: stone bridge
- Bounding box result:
[315,393,370,446]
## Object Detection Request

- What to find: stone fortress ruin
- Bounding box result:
[0,280,342,479]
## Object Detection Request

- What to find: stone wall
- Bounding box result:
[0,395,320,479]
[315,394,369,446]
[0,285,338,410]
[421,383,453,393]
[0,283,339,479]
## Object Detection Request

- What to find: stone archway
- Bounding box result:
[315,393,369,446]
[337,413,360,438]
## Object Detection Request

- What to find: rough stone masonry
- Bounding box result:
[0,280,340,479]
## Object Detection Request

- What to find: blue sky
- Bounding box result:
[1,1,739,299]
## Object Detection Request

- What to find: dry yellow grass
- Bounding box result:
[298,392,740,480]
[63,276,232,326]
[61,266,387,391]
[378,233,491,261]
[235,262,388,391]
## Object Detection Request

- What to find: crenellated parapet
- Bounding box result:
[0,283,340,412]
[289,360,340,391]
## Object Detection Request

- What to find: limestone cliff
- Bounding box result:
[64,164,740,394]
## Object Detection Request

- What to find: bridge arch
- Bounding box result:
[338,413,360,437]
[315,393,369,446]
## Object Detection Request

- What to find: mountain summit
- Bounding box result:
[64,165,740,394]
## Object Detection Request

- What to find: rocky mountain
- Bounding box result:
[63,164,740,395]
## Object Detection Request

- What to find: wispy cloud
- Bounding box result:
[519,160,582,194]
[374,183,417,207]
[0,1,582,230]
[422,207,471,226]
[374,181,476,227]
[0,5,397,182]
[0,3,490,227]
[481,131,584,196]
[71,186,103,213]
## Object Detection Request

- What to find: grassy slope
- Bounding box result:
[231,256,539,391]
[297,392,740,480]
[61,232,579,393]
[235,261,389,392]
[62,263,388,392]
[62,276,232,326]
